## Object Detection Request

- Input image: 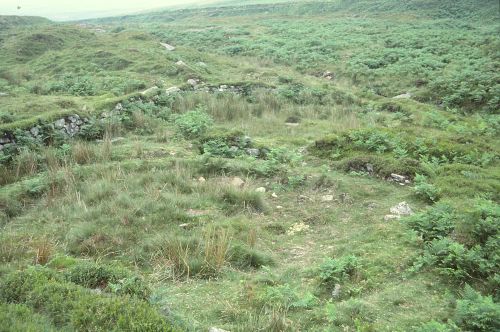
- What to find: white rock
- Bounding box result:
[392,93,412,99]
[176,60,186,66]
[230,177,245,188]
[271,192,278,198]
[285,122,300,127]
[391,173,406,182]
[276,205,283,209]
[255,187,266,193]
[160,42,175,51]
[321,195,334,202]
[187,79,198,86]
[198,177,206,183]
[390,202,413,216]
[209,328,230,332]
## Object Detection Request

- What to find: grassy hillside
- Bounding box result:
[0,1,499,331]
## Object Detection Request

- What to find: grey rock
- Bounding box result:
[197,62,207,67]
[321,195,334,202]
[176,60,186,66]
[30,126,40,137]
[0,92,8,97]
[332,284,341,298]
[229,146,239,154]
[366,163,374,173]
[160,42,175,51]
[255,187,266,193]
[187,79,198,86]
[245,148,260,157]
[391,173,406,182]
[384,214,401,221]
[390,202,413,216]
[393,93,412,99]
[0,137,11,144]
[230,177,245,188]
[54,118,66,128]
[209,328,230,332]
[115,103,124,111]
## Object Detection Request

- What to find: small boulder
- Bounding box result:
[391,173,406,182]
[331,284,341,298]
[160,42,175,51]
[271,192,278,198]
[245,148,260,157]
[198,177,206,183]
[230,177,245,188]
[390,202,413,216]
[0,92,8,97]
[392,93,412,99]
[187,79,198,86]
[321,195,334,202]
[176,60,186,66]
[209,328,230,332]
[255,187,266,193]
[141,86,160,97]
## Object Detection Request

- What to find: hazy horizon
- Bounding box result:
[0,0,221,21]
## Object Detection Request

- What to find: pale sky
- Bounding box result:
[0,0,220,21]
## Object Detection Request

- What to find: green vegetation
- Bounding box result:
[0,0,499,330]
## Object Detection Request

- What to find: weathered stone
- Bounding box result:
[390,202,413,216]
[285,122,300,127]
[54,118,66,128]
[160,42,175,51]
[198,177,206,183]
[255,187,266,193]
[332,284,341,298]
[197,62,207,67]
[393,93,412,99]
[321,195,334,202]
[366,163,374,173]
[0,137,11,144]
[141,86,160,96]
[187,79,198,86]
[209,328,230,332]
[176,60,186,66]
[244,148,258,157]
[271,192,278,198]
[0,92,8,97]
[30,126,40,137]
[391,173,406,182]
[165,86,181,94]
[230,177,245,188]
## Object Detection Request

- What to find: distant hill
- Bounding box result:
[85,0,498,24]
[0,16,51,30]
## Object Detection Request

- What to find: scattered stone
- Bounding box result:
[245,148,260,157]
[160,42,175,51]
[110,137,125,143]
[255,187,266,193]
[366,163,374,173]
[176,60,186,66]
[392,92,412,99]
[197,62,207,67]
[29,127,40,137]
[198,177,206,183]
[0,92,8,97]
[322,71,334,80]
[332,284,341,298]
[286,222,309,235]
[0,137,11,144]
[285,122,300,127]
[53,118,65,129]
[165,86,181,94]
[390,173,407,183]
[230,177,245,188]
[209,328,229,332]
[384,214,401,221]
[141,86,160,96]
[187,79,198,86]
[179,223,190,228]
[276,205,283,209]
[390,201,413,216]
[321,195,334,202]
[271,192,278,198]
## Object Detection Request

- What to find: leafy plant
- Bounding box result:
[173,107,213,138]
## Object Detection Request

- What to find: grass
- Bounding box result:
[0,0,499,331]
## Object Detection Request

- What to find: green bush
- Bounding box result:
[453,285,500,331]
[406,203,456,242]
[222,188,268,214]
[0,303,56,332]
[413,174,441,202]
[319,255,359,287]
[173,107,213,138]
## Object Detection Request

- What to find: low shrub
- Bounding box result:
[319,255,360,288]
[453,285,500,331]
[413,174,441,202]
[406,203,456,242]
[173,107,213,138]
